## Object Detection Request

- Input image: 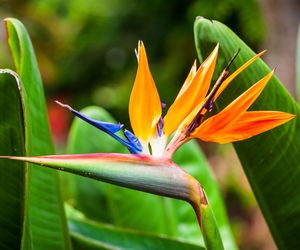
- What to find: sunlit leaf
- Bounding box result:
[67,205,204,250]
[194,16,300,250]
[5,18,71,249]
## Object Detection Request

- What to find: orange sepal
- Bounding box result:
[196,71,274,136]
[174,60,197,100]
[193,111,295,144]
[163,44,219,136]
[214,50,267,101]
[129,41,162,143]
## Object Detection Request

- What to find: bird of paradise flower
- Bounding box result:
[57,42,294,157]
[2,42,294,250]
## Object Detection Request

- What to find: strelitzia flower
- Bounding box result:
[56,41,295,158]
[1,41,295,250]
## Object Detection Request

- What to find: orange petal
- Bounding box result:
[175,60,197,100]
[163,44,219,136]
[214,50,267,101]
[172,99,205,138]
[193,111,295,143]
[182,50,267,131]
[195,71,274,135]
[129,41,162,143]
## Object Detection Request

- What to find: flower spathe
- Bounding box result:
[58,42,295,158]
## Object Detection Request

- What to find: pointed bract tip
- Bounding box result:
[0,156,24,161]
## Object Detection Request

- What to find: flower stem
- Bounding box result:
[189,182,225,250]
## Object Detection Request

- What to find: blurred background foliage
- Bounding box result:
[0,0,298,249]
[0,0,265,130]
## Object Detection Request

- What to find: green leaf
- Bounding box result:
[0,70,25,249]
[66,205,204,250]
[65,106,237,249]
[69,220,204,250]
[194,16,300,249]
[5,18,71,249]
[71,235,114,250]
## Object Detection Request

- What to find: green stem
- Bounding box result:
[189,183,224,250]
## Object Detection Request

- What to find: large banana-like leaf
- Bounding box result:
[69,216,204,250]
[0,71,25,249]
[65,203,204,250]
[65,106,237,249]
[194,16,300,249]
[5,18,71,249]
[70,220,203,250]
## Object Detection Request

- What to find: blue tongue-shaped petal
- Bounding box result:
[124,130,143,152]
[66,105,123,134]
[55,101,142,154]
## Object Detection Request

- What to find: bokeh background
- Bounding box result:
[0,0,299,249]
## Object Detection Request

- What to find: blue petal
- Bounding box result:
[70,108,124,134]
[55,101,123,134]
[124,130,143,152]
[56,101,142,154]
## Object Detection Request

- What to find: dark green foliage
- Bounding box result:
[194,17,300,250]
[5,18,71,249]
[0,72,25,250]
